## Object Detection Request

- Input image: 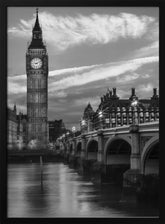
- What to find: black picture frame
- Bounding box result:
[0,0,163,224]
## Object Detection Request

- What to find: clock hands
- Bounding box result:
[31,58,42,69]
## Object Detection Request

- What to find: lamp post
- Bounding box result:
[98,110,103,129]
[66,131,69,136]
[66,132,70,143]
[81,119,86,133]
[72,126,76,137]
[131,98,138,125]
[129,98,139,134]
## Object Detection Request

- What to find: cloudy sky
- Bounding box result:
[7,7,159,130]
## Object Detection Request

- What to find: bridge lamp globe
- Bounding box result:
[72,126,76,137]
[131,98,139,124]
[72,126,76,132]
[131,99,138,107]
[82,119,86,126]
[81,120,86,134]
[98,111,103,118]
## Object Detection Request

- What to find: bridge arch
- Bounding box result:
[86,139,98,160]
[104,136,132,162]
[105,137,131,164]
[104,136,132,183]
[141,136,159,175]
[76,142,82,157]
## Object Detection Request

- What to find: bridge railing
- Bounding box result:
[56,121,159,148]
[81,120,159,135]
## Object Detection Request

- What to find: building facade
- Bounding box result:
[81,88,159,132]
[26,9,49,148]
[8,106,27,149]
[49,120,66,143]
[8,105,18,149]
[17,113,28,147]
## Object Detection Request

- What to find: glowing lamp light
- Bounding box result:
[98,111,103,118]
[81,119,86,126]
[131,100,138,107]
[72,126,76,132]
[131,99,139,125]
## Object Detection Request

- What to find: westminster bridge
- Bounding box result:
[58,121,159,189]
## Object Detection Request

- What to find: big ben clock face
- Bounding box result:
[31,58,42,69]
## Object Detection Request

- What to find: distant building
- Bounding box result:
[81,88,159,132]
[8,105,28,149]
[17,113,28,148]
[8,105,17,149]
[48,119,66,143]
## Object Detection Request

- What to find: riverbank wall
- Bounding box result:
[64,154,159,204]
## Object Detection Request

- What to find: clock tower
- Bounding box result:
[26,9,48,148]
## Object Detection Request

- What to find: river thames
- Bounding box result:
[8,162,159,218]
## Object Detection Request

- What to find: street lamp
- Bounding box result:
[81,119,86,126]
[131,99,138,107]
[81,119,86,133]
[72,126,76,132]
[131,98,138,125]
[96,108,110,129]
[72,126,76,137]
[98,111,103,118]
[62,134,66,141]
[98,110,104,129]
[66,132,70,141]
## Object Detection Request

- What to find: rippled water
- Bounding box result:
[8,162,159,217]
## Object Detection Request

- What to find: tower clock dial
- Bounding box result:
[31,58,42,69]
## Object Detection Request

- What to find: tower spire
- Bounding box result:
[33,8,41,31]
[36,8,38,23]
[28,8,45,49]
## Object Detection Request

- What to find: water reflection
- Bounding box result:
[8,163,158,217]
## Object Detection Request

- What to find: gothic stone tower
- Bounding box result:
[26,9,48,148]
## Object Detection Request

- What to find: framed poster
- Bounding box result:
[0,0,162,223]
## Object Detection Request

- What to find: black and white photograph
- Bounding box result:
[5,5,159,218]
